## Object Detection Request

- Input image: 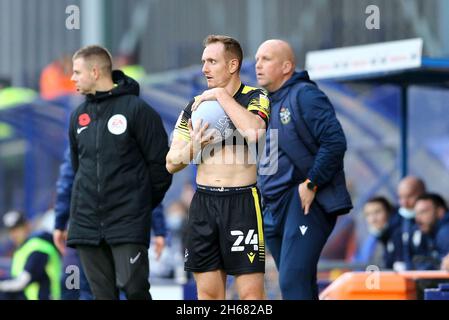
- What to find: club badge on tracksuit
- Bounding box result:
[280,107,291,125]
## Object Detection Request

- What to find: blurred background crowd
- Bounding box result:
[1,0,449,299]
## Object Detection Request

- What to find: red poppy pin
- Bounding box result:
[78,113,91,126]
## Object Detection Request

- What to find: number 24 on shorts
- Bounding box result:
[230,229,258,252]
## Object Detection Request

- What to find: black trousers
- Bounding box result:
[77,242,151,300]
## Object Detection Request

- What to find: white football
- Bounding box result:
[191,100,236,141]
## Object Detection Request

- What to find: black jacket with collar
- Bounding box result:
[67,70,172,247]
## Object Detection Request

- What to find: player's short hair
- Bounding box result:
[365,196,393,215]
[203,35,243,71]
[72,45,113,76]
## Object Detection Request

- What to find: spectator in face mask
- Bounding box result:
[149,201,188,281]
[364,197,392,237]
[354,197,402,269]
[166,201,188,251]
[180,182,195,209]
[395,176,426,270]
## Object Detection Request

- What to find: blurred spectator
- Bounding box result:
[410,193,449,270]
[150,200,188,282]
[180,182,195,208]
[0,86,37,108]
[0,78,37,139]
[39,54,76,100]
[150,204,168,262]
[395,176,426,270]
[0,211,61,300]
[166,200,188,251]
[167,200,188,284]
[441,254,449,272]
[353,196,402,269]
[262,251,282,300]
[114,54,146,82]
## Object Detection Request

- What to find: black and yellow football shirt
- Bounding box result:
[174,83,270,142]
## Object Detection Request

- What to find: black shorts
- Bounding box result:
[184,184,265,275]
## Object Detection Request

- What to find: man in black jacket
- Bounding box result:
[68,45,172,300]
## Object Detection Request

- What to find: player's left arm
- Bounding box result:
[193,88,269,143]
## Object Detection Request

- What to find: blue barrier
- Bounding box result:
[424,283,449,300]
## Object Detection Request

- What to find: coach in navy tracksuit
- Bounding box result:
[255,40,353,300]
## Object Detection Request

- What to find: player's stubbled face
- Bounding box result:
[201,42,232,89]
